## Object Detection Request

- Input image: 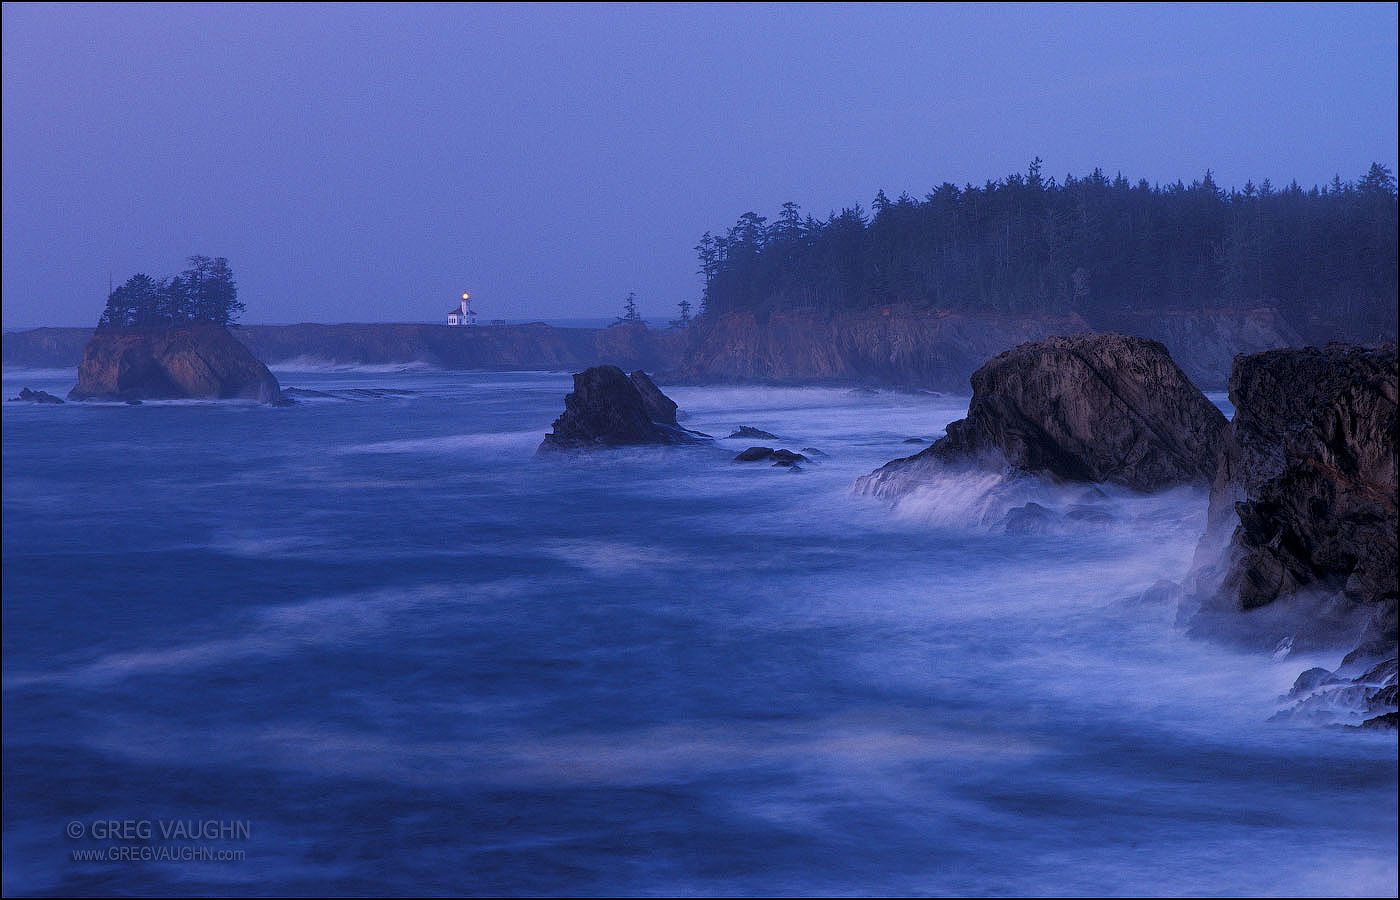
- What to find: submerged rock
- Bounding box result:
[68,324,282,403]
[538,365,707,451]
[8,387,64,404]
[1002,501,1057,535]
[857,333,1227,499]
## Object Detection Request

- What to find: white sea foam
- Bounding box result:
[340,429,542,454]
[269,356,439,374]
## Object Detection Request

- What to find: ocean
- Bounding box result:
[3,366,1396,897]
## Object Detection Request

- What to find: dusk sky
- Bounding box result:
[3,2,1396,329]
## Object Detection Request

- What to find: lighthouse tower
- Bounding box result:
[447,291,477,326]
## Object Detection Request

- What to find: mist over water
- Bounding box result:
[2,368,1394,897]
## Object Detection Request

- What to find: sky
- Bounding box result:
[2,2,1396,329]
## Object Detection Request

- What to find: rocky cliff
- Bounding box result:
[67,325,283,402]
[4,323,688,373]
[674,307,1095,390]
[857,333,1228,498]
[674,305,1306,390]
[1189,344,1398,661]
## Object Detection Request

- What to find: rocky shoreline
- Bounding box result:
[5,305,1319,391]
[855,334,1398,728]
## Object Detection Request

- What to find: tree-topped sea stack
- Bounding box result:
[538,366,707,451]
[67,256,282,403]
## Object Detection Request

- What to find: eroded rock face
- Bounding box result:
[857,333,1227,498]
[628,370,679,427]
[67,325,282,403]
[538,366,705,451]
[1189,344,1398,665]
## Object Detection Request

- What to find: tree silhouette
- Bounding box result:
[97,257,245,329]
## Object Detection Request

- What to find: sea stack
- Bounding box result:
[67,324,283,403]
[538,365,707,451]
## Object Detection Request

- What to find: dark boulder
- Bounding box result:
[538,365,707,451]
[733,447,809,465]
[857,333,1227,498]
[8,387,64,404]
[1188,344,1398,662]
[68,324,282,403]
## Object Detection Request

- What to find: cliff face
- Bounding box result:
[856,333,1227,497]
[674,307,1095,390]
[1092,307,1303,389]
[232,323,687,373]
[1190,344,1398,659]
[67,325,282,402]
[2,327,93,369]
[674,305,1304,390]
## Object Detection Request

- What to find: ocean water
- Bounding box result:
[2,367,1395,897]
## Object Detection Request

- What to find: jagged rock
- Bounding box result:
[728,426,779,440]
[538,365,706,451]
[857,333,1228,499]
[1274,655,1399,727]
[800,447,828,458]
[902,437,926,444]
[1189,344,1397,661]
[67,324,282,403]
[8,388,63,404]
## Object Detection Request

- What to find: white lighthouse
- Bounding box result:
[446,291,477,326]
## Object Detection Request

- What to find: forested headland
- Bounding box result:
[96,255,244,329]
[694,161,1398,340]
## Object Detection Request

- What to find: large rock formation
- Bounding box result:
[858,333,1228,498]
[67,325,282,403]
[1188,344,1398,666]
[538,366,706,451]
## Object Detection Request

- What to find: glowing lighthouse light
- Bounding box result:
[448,290,477,326]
